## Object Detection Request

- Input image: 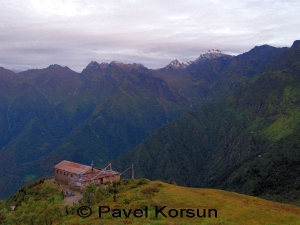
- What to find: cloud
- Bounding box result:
[0,0,300,72]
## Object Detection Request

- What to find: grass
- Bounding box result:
[265,108,300,141]
[149,182,300,225]
[62,180,300,225]
[264,85,300,141]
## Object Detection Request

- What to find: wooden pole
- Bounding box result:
[131,165,134,180]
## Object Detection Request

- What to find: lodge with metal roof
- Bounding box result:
[54,160,121,190]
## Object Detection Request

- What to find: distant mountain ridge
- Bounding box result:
[164,59,192,69]
[161,49,232,71]
[0,40,299,201]
[0,58,190,199]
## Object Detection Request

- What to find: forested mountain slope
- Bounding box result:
[113,41,300,204]
[0,63,190,199]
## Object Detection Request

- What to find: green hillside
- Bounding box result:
[112,41,300,204]
[1,178,300,225]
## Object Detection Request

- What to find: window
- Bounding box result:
[57,170,59,173]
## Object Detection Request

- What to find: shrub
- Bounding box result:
[138,178,150,185]
[141,186,159,195]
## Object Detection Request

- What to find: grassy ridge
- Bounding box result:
[3,179,300,225]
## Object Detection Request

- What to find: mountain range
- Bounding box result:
[0,40,299,202]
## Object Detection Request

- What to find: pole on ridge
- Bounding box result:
[131,164,134,180]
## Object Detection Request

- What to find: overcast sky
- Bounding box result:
[1,0,300,72]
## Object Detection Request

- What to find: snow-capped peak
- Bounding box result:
[166,59,192,69]
[195,49,231,62]
[163,49,231,69]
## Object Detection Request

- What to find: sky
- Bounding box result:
[1,0,300,72]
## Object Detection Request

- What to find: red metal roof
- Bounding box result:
[54,160,92,175]
[70,169,120,183]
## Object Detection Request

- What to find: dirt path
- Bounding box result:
[60,185,82,205]
[63,193,82,205]
[49,177,83,205]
